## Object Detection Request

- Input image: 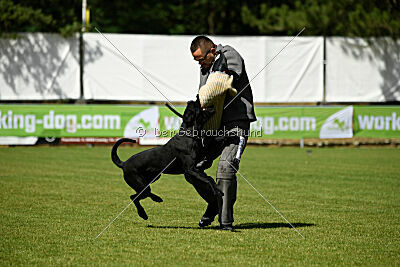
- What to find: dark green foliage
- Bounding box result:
[87,0,256,35]
[1,0,399,37]
[0,0,53,35]
[0,0,81,37]
[242,0,400,37]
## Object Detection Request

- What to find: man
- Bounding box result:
[190,36,256,230]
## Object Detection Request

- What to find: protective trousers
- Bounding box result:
[200,127,248,225]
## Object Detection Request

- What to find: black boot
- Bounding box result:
[217,178,237,227]
[220,223,233,231]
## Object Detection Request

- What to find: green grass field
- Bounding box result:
[0,145,399,265]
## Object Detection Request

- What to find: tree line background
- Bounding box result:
[1,0,399,38]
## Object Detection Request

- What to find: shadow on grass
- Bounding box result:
[235,222,315,229]
[147,222,315,231]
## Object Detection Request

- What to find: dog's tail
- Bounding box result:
[111,138,137,168]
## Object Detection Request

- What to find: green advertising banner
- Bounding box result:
[0,105,148,137]
[354,106,400,138]
[251,106,353,139]
[0,104,358,139]
[158,106,184,138]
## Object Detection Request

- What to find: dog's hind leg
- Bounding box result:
[123,170,152,220]
[149,193,163,202]
[130,194,149,220]
[124,171,164,220]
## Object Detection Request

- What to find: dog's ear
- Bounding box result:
[194,95,202,112]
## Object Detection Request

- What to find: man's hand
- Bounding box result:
[212,52,229,73]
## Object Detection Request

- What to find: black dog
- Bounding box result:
[111,98,223,220]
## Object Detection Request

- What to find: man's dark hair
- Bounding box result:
[190,36,214,53]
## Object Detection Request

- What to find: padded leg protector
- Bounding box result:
[217,177,237,225]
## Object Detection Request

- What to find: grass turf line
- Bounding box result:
[0,146,399,265]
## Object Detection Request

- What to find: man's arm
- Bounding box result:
[222,45,244,78]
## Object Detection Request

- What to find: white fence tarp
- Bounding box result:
[216,36,323,103]
[0,33,80,100]
[83,34,323,102]
[326,37,400,102]
[83,34,197,102]
[2,34,399,103]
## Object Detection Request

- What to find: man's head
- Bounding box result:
[190,36,217,69]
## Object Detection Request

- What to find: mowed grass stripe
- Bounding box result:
[0,146,399,265]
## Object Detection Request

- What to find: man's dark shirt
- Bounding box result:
[199,44,256,127]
